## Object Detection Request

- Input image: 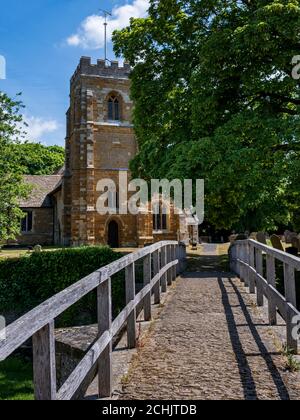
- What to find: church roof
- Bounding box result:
[20,175,62,208]
[53,165,65,175]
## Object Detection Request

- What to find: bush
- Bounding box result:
[0,246,124,327]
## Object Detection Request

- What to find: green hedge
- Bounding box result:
[0,247,124,327]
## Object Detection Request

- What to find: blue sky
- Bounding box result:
[0,0,149,146]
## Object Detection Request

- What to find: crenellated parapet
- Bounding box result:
[71,57,131,86]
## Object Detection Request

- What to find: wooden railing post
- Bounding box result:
[284,263,298,353]
[242,242,250,287]
[255,249,264,307]
[239,243,245,283]
[183,243,187,271]
[236,243,241,277]
[32,321,57,400]
[284,263,297,308]
[176,243,180,275]
[241,243,245,281]
[230,242,237,273]
[172,245,177,281]
[249,243,256,294]
[97,277,112,398]
[167,245,172,286]
[244,242,250,288]
[143,254,152,321]
[153,249,161,304]
[266,254,277,325]
[126,263,136,349]
[240,243,244,277]
[178,243,186,273]
[161,246,167,293]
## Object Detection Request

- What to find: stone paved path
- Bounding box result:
[120,247,300,400]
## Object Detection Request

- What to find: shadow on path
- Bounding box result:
[218,276,290,400]
[186,250,290,400]
[104,248,297,401]
[186,251,229,274]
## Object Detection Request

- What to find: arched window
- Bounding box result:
[108,95,120,121]
[153,201,168,232]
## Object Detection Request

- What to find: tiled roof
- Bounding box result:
[53,165,65,175]
[20,175,62,208]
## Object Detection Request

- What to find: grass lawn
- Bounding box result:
[217,243,230,255]
[0,249,30,259]
[0,247,64,260]
[0,357,34,400]
[0,246,136,261]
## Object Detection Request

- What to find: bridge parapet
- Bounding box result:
[230,239,300,354]
[0,241,186,400]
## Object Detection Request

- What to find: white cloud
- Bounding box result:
[22,115,59,143]
[66,0,150,49]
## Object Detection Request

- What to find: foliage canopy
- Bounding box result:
[0,92,28,241]
[0,90,65,241]
[113,0,300,231]
[11,142,65,176]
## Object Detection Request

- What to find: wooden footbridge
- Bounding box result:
[0,240,300,400]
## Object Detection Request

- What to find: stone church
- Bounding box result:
[18,57,198,248]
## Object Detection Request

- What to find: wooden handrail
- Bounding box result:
[0,241,187,400]
[0,240,177,361]
[0,270,102,361]
[230,239,300,354]
[248,239,300,270]
[56,260,177,400]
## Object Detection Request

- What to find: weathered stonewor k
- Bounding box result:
[17,57,196,248]
[62,57,180,247]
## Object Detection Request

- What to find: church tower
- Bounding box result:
[16,57,193,248]
[62,57,140,246]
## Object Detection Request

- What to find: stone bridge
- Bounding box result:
[1,241,300,400]
[109,244,300,400]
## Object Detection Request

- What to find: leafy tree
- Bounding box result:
[113,0,300,231]
[0,92,28,241]
[11,143,65,175]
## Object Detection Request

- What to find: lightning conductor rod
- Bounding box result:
[99,9,112,64]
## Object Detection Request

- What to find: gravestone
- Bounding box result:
[270,235,284,252]
[34,245,42,253]
[256,232,267,245]
[229,234,237,244]
[291,237,300,252]
[284,231,290,243]
[284,230,298,244]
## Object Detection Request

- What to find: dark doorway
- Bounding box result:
[108,220,119,248]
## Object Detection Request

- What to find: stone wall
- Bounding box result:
[17,208,54,246]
